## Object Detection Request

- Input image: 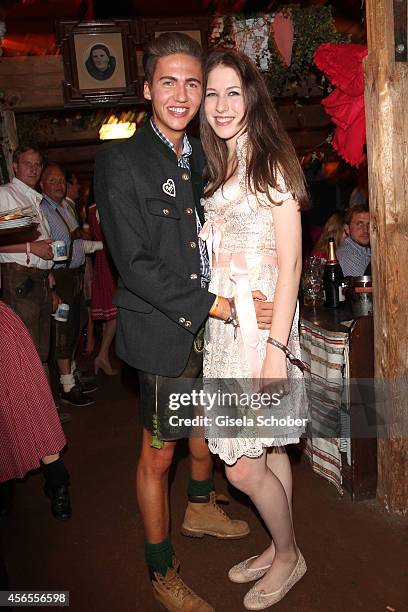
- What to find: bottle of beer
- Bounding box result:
[323,238,344,308]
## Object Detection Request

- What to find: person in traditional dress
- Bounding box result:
[0,301,70,521]
[200,49,309,610]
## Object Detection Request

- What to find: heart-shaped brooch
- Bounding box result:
[162,178,176,198]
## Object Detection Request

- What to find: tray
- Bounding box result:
[0,222,37,236]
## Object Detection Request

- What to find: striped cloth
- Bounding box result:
[0,302,66,482]
[41,195,85,269]
[300,318,350,494]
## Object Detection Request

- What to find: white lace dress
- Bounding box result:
[202,137,307,465]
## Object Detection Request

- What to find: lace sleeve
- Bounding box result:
[256,171,294,208]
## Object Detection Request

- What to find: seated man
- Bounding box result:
[336,204,371,276]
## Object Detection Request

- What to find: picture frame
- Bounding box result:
[56,19,143,108]
[140,17,210,73]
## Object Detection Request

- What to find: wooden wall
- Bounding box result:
[0,55,332,181]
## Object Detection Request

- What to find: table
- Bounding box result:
[300,303,377,501]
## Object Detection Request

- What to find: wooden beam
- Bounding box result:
[364,0,408,514]
[0,56,65,112]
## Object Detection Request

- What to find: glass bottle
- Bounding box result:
[323,238,344,308]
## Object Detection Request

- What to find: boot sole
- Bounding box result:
[61,398,94,407]
[153,587,215,612]
[181,525,250,539]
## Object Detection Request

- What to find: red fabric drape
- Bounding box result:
[314,43,368,166]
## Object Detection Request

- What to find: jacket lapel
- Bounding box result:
[190,147,205,225]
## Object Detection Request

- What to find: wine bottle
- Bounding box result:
[323,238,344,308]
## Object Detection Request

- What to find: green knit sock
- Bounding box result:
[145,537,174,580]
[187,477,214,500]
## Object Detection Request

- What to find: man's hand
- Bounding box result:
[30,239,54,260]
[81,225,92,240]
[51,290,62,313]
[48,272,56,289]
[252,290,273,330]
[210,291,273,330]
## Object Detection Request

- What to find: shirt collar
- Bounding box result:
[12,177,42,200]
[42,193,62,210]
[344,236,371,253]
[150,118,192,161]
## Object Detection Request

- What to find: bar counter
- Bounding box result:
[299,302,377,501]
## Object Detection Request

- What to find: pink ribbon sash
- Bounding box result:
[198,218,224,268]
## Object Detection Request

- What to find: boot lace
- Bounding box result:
[158,567,196,601]
[211,491,229,517]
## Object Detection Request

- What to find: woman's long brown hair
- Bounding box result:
[200,49,308,209]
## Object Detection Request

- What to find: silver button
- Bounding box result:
[181,172,190,181]
[185,320,192,327]
[163,208,170,215]
[178,317,186,324]
[190,273,198,280]
[189,241,197,249]
[185,207,193,215]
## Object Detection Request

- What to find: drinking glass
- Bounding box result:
[302,256,325,307]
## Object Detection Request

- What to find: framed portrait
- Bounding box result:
[57,20,143,107]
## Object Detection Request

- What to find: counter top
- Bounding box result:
[300,303,356,333]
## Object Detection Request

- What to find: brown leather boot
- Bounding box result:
[181,491,250,539]
[152,559,214,612]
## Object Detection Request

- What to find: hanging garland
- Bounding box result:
[209,4,347,98]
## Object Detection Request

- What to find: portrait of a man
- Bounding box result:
[85,44,116,81]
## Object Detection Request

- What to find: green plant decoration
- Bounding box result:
[15,113,48,147]
[210,4,347,98]
[267,4,346,97]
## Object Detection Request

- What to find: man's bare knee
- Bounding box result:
[139,429,176,477]
[188,436,210,461]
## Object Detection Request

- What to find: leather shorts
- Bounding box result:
[137,331,204,442]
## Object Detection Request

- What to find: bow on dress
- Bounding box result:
[199,218,262,378]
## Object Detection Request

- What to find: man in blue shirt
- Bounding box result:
[41,163,94,408]
[336,204,371,276]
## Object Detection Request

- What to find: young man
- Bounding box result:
[336,204,371,276]
[94,33,272,611]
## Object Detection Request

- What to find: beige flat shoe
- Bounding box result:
[243,552,307,610]
[228,556,272,584]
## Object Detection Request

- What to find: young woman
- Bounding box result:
[311,211,346,260]
[200,49,309,609]
[88,201,118,376]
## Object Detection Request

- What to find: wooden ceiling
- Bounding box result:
[3,0,363,34]
[2,0,364,184]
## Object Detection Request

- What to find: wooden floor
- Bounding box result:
[1,364,407,612]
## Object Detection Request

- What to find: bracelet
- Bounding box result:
[266,336,310,373]
[26,242,31,265]
[209,295,220,316]
[225,297,239,339]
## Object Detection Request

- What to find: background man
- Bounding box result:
[0,146,71,520]
[40,163,96,407]
[64,170,81,223]
[336,204,371,276]
[95,33,272,612]
[0,146,54,363]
